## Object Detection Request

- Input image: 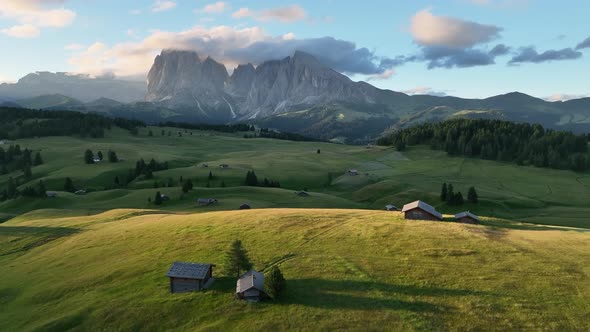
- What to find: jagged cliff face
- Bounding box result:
[145,49,380,121]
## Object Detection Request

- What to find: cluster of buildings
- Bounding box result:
[393,200,479,224]
[165,262,267,302]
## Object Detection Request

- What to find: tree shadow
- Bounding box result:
[278,278,494,312]
[0,226,80,256]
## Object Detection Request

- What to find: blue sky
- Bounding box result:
[0,0,588,100]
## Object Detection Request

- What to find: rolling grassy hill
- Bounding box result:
[1,126,590,228]
[1,208,589,330]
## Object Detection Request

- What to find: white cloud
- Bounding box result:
[232,4,307,23]
[0,0,75,38]
[152,0,176,12]
[366,69,395,81]
[410,8,501,48]
[1,24,40,38]
[544,93,589,102]
[66,25,398,79]
[402,86,448,97]
[196,2,229,14]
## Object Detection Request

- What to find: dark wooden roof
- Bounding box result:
[166,262,213,279]
[455,211,480,221]
[402,200,443,220]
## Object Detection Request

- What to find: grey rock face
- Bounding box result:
[145,49,380,120]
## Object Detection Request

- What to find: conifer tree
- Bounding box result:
[265,266,286,300]
[224,240,253,278]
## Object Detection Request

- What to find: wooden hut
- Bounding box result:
[166,262,215,293]
[401,200,443,221]
[236,270,267,302]
[197,198,218,206]
[239,203,251,210]
[295,191,310,197]
[455,211,480,224]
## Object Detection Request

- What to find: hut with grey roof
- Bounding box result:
[402,200,443,221]
[166,262,215,293]
[455,211,479,224]
[236,269,267,302]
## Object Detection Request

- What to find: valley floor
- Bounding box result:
[1,208,589,331]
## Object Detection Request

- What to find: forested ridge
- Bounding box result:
[377,119,590,172]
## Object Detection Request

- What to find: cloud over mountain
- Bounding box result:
[68,25,402,78]
[509,46,582,64]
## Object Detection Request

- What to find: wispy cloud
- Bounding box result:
[232,4,307,23]
[509,46,582,64]
[402,87,448,97]
[575,36,590,50]
[196,2,229,14]
[0,0,76,38]
[1,24,40,38]
[544,93,589,102]
[152,0,176,13]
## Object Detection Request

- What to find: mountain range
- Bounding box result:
[2,50,589,143]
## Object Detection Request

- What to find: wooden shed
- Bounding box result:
[236,269,267,302]
[295,191,310,197]
[401,200,443,221]
[385,204,399,211]
[455,211,480,224]
[166,262,215,293]
[197,198,218,206]
[239,203,251,210]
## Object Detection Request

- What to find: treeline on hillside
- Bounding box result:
[378,119,590,172]
[0,107,144,139]
[158,121,255,133]
[0,144,45,201]
[244,128,322,142]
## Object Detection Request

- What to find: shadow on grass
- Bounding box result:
[0,226,80,256]
[277,279,490,312]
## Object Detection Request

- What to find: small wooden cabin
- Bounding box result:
[401,200,443,221]
[295,191,310,197]
[166,262,215,293]
[219,164,230,169]
[197,198,218,206]
[385,204,399,211]
[348,169,359,176]
[236,270,267,302]
[46,191,59,198]
[239,203,251,210]
[455,211,480,224]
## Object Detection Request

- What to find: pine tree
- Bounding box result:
[440,183,448,201]
[208,171,213,180]
[7,177,17,199]
[182,179,193,193]
[148,130,153,136]
[224,240,253,278]
[33,152,43,166]
[23,164,32,179]
[317,149,321,154]
[97,151,103,161]
[467,186,478,204]
[64,177,75,192]
[108,150,118,163]
[454,192,464,205]
[154,191,163,205]
[114,176,120,187]
[446,184,454,205]
[265,266,286,300]
[84,149,94,164]
[37,180,46,197]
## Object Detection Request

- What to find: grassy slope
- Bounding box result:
[0,209,589,331]
[1,127,590,228]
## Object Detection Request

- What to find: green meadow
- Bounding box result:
[1,126,589,228]
[1,209,589,331]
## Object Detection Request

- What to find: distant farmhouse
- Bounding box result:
[197,198,218,206]
[347,169,359,176]
[0,139,9,145]
[46,191,58,198]
[236,269,267,302]
[219,164,230,169]
[93,156,101,163]
[385,204,399,211]
[201,163,209,168]
[455,211,480,224]
[239,203,251,210]
[166,262,215,293]
[402,200,443,221]
[74,189,86,195]
[295,191,310,197]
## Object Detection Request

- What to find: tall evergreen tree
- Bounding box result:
[33,152,43,166]
[467,186,479,204]
[454,192,464,205]
[440,183,448,201]
[208,171,213,180]
[64,177,75,192]
[108,150,118,163]
[7,177,17,199]
[182,179,194,193]
[97,151,103,161]
[84,149,94,164]
[23,164,32,179]
[154,191,163,205]
[446,184,454,205]
[37,180,46,198]
[224,240,253,278]
[265,266,286,300]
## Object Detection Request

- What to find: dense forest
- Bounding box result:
[377,119,590,172]
[157,121,255,133]
[0,107,144,139]
[244,128,322,142]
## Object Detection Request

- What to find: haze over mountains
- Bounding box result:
[2,49,589,142]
